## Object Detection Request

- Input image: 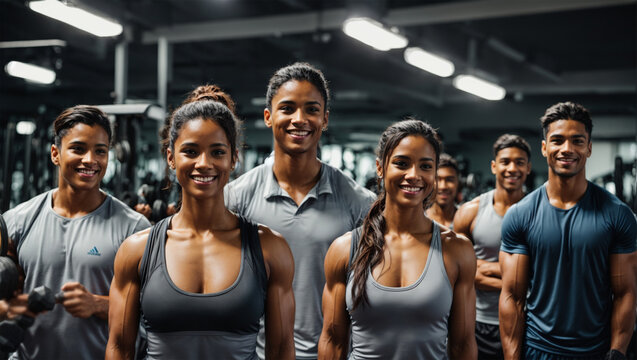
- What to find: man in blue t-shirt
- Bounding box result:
[499,102,637,360]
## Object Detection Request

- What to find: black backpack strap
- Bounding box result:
[139,216,172,292]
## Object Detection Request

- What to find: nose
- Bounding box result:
[290,109,306,125]
[437,177,447,189]
[405,165,420,180]
[506,161,518,172]
[82,151,96,164]
[561,140,574,153]
[195,152,212,169]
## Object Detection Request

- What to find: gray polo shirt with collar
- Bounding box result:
[225,161,376,359]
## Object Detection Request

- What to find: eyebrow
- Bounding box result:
[392,154,434,162]
[180,142,229,148]
[67,140,108,148]
[277,99,322,107]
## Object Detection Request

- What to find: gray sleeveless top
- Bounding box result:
[139,216,267,360]
[472,190,503,325]
[345,223,453,360]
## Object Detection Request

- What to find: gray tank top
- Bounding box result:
[472,190,503,325]
[345,223,453,360]
[139,216,267,360]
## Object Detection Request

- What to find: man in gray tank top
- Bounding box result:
[453,134,531,359]
[1,106,150,359]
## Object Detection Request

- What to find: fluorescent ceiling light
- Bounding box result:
[343,17,408,51]
[452,74,506,101]
[5,61,56,85]
[17,121,37,136]
[404,47,454,78]
[28,0,123,37]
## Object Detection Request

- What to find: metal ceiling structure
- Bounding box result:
[1,0,636,158]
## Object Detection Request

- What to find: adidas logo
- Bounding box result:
[87,246,101,256]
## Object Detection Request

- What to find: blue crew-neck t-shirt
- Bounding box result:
[501,181,636,356]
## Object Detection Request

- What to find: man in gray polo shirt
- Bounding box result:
[225,63,375,359]
[2,106,150,359]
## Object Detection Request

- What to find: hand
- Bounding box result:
[59,282,100,319]
[134,203,151,219]
[1,294,36,320]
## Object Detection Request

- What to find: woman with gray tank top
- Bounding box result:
[105,85,295,360]
[318,119,477,360]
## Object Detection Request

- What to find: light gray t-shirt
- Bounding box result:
[225,162,376,359]
[472,190,503,325]
[5,190,150,360]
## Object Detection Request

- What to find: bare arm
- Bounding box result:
[318,233,352,360]
[105,230,149,360]
[59,282,109,319]
[260,226,295,360]
[445,233,478,360]
[609,251,637,354]
[475,259,502,291]
[498,251,529,360]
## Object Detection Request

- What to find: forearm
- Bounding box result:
[475,274,502,291]
[92,294,109,320]
[610,293,636,353]
[499,293,526,360]
[318,333,349,360]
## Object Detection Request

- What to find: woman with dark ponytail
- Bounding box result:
[106,85,295,360]
[319,119,477,359]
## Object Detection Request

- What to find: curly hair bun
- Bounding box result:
[183,85,236,114]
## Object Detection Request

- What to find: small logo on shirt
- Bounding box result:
[87,246,101,256]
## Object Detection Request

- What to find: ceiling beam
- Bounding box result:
[142,0,635,44]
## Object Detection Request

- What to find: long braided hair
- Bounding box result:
[350,119,441,309]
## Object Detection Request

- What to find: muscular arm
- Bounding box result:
[609,251,637,354]
[259,227,295,360]
[445,234,478,360]
[105,230,149,360]
[498,251,529,360]
[318,234,352,360]
[59,282,109,319]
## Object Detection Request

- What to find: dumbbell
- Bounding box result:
[0,286,56,353]
[0,213,18,301]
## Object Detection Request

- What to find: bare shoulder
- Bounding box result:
[441,229,476,270]
[456,197,480,220]
[257,225,289,253]
[119,228,151,259]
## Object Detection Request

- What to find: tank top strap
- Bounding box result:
[139,216,172,293]
[237,215,267,291]
[477,189,494,214]
[430,221,442,253]
[347,226,363,274]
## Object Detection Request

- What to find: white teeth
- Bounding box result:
[193,176,215,182]
[401,186,422,192]
[289,130,310,136]
[77,169,97,174]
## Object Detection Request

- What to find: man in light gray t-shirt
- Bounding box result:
[1,105,150,360]
[225,62,375,359]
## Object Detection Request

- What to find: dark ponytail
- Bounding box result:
[350,119,441,309]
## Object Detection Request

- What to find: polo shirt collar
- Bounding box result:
[263,162,333,200]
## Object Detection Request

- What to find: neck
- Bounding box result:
[272,146,322,187]
[174,193,236,233]
[52,182,105,218]
[545,170,588,205]
[383,198,431,234]
[493,185,525,207]
[426,202,456,226]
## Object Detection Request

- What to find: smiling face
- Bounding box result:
[435,166,459,208]
[51,123,109,191]
[264,80,328,156]
[167,118,235,201]
[378,135,437,209]
[491,146,531,192]
[542,119,591,179]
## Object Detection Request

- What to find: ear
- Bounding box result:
[263,108,273,129]
[376,158,383,179]
[232,149,239,170]
[526,162,532,175]
[490,160,496,175]
[166,147,175,170]
[322,110,329,131]
[541,140,547,158]
[51,144,60,166]
[586,141,592,158]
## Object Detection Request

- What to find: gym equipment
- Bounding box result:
[0,213,18,301]
[0,285,56,353]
